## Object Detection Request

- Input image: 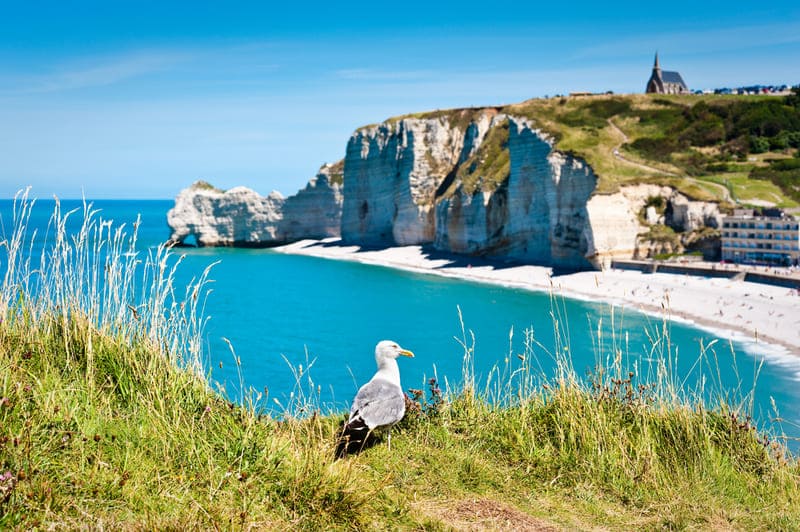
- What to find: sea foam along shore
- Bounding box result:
[275,238,800,357]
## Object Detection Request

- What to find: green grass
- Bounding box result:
[703,171,800,207]
[506,95,672,194]
[189,180,224,193]
[750,158,800,204]
[514,93,800,203]
[451,118,510,195]
[377,93,799,206]
[323,159,345,186]
[2,196,800,529]
[638,223,679,245]
[362,92,800,207]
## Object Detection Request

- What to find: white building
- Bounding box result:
[721,209,800,266]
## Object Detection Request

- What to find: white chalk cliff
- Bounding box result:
[341,111,720,269]
[433,117,597,269]
[167,164,342,246]
[168,108,720,269]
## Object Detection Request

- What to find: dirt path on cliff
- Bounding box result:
[606,118,679,176]
[606,119,733,202]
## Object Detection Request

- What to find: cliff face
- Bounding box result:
[280,166,343,241]
[342,113,599,268]
[585,185,673,267]
[665,194,722,232]
[340,113,721,269]
[167,165,342,246]
[168,107,722,269]
[340,116,484,245]
[167,184,284,246]
[434,118,596,269]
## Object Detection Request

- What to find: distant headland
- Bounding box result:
[168,87,800,274]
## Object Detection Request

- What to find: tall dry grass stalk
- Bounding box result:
[2,190,798,529]
[1,189,213,378]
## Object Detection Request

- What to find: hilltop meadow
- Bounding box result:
[400,89,800,208]
[2,191,800,529]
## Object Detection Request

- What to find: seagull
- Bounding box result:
[335,340,414,458]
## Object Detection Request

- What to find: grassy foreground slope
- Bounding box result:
[2,198,800,529]
[3,310,800,529]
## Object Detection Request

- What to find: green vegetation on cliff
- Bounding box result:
[507,90,800,205]
[190,180,224,193]
[3,198,800,529]
[454,118,510,196]
[323,159,345,186]
[398,90,800,207]
[750,157,800,203]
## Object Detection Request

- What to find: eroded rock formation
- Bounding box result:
[340,113,496,245]
[167,163,342,246]
[168,109,722,269]
[433,118,597,269]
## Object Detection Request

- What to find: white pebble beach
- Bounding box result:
[276,238,800,356]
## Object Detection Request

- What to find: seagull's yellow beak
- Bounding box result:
[398,349,414,358]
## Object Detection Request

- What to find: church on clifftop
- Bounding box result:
[645,53,689,94]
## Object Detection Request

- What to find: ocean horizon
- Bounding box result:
[3,197,799,450]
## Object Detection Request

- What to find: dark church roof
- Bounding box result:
[661,70,686,86]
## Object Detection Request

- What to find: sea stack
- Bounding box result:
[167,162,343,247]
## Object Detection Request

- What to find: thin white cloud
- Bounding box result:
[335,68,436,81]
[0,50,192,95]
[572,21,800,60]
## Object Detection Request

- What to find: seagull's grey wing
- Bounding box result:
[349,378,406,430]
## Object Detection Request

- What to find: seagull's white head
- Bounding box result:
[375,340,414,367]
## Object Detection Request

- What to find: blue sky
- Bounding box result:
[1,1,799,199]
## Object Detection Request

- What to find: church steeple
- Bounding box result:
[646,52,688,94]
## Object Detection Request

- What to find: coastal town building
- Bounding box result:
[721,209,800,266]
[645,53,689,94]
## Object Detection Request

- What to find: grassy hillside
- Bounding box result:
[3,198,800,529]
[454,118,510,196]
[404,91,800,207]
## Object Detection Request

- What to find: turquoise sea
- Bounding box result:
[3,198,800,449]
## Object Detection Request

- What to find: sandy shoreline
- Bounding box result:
[274,238,800,355]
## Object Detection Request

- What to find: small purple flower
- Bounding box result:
[0,471,15,498]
